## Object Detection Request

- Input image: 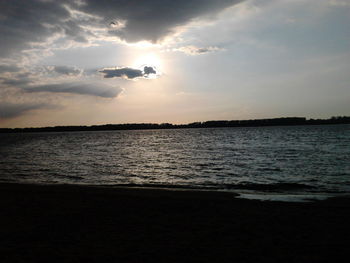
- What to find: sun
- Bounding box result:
[132,52,162,69]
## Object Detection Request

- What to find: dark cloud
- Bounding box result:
[24,82,122,98]
[80,0,243,43]
[1,77,32,87]
[99,67,143,79]
[0,0,71,58]
[0,102,48,119]
[144,66,157,75]
[0,71,33,86]
[0,65,20,73]
[99,66,157,79]
[0,0,243,58]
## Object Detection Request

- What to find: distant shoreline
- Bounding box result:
[1,116,349,133]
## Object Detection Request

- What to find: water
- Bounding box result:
[0,125,349,201]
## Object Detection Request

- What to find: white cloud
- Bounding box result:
[175,46,223,55]
[328,0,350,6]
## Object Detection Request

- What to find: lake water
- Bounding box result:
[0,125,349,201]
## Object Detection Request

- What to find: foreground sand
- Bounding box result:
[1,183,349,262]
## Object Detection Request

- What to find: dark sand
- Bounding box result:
[1,183,349,262]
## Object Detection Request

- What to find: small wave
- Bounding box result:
[61,175,84,181]
[224,182,316,191]
[104,182,316,192]
[256,167,282,172]
[212,167,225,171]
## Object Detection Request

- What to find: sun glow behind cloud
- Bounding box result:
[132,53,162,68]
[131,52,163,79]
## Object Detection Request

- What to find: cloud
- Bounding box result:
[1,77,32,87]
[0,65,21,73]
[0,64,121,98]
[0,0,70,58]
[24,82,122,98]
[0,0,243,59]
[328,0,350,6]
[100,67,143,79]
[99,66,157,79]
[175,45,223,55]
[143,66,157,75]
[45,65,83,76]
[81,0,244,43]
[60,20,89,43]
[0,65,83,88]
[0,102,49,119]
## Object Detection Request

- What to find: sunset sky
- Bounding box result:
[0,0,349,128]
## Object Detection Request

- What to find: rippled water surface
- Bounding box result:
[0,125,349,200]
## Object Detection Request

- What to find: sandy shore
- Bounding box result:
[1,183,349,262]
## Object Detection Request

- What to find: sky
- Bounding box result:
[0,0,349,128]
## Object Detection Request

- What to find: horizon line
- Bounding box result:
[1,116,349,132]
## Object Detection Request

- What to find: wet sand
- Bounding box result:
[1,183,349,262]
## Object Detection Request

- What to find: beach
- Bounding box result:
[1,183,349,262]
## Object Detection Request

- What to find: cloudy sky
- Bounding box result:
[0,0,349,128]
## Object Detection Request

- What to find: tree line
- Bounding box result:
[1,116,349,133]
